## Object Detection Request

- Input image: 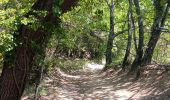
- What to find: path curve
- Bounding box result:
[24,62,170,100]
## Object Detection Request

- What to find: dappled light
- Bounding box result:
[0,0,170,99]
[21,63,170,100]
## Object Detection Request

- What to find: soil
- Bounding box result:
[22,63,170,100]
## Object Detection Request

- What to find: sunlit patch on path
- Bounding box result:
[114,90,133,100]
[84,62,104,72]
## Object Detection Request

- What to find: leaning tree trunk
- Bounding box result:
[142,1,170,65]
[122,0,133,70]
[0,27,46,100]
[105,0,115,67]
[0,1,54,99]
[0,0,77,99]
[130,0,144,72]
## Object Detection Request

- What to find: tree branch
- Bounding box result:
[160,27,170,33]
[114,29,129,37]
[105,0,110,8]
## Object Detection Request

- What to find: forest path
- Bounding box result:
[39,63,135,100]
[31,62,170,100]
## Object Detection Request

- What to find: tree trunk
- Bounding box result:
[105,0,115,67]
[0,0,77,99]
[0,25,46,100]
[122,0,133,70]
[142,1,170,65]
[130,0,144,72]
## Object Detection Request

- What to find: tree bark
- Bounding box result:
[0,0,54,99]
[142,1,170,65]
[0,0,77,99]
[0,24,46,100]
[122,0,133,70]
[130,0,144,72]
[105,0,115,67]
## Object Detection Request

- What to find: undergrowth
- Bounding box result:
[22,58,89,98]
[45,58,88,73]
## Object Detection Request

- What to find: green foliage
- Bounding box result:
[0,0,169,70]
[45,58,87,73]
[53,0,169,66]
[53,0,63,16]
[0,0,35,53]
[58,0,109,60]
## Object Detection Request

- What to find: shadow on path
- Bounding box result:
[22,62,170,100]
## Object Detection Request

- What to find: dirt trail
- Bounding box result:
[23,63,170,100]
